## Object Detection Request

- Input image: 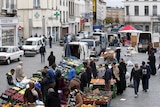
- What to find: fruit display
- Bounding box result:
[11,93,24,103]
[18,88,26,95]
[81,104,94,107]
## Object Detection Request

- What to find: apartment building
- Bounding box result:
[106,7,125,24]
[0,0,18,46]
[16,0,61,42]
[60,0,69,38]
[124,0,160,33]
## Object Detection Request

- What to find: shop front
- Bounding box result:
[0,17,18,46]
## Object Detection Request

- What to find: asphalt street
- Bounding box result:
[0,43,160,106]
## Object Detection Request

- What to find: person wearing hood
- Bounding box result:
[45,88,61,107]
[130,63,142,98]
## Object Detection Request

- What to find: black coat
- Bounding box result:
[130,68,142,81]
[148,54,156,75]
[45,92,61,107]
[90,61,97,78]
[47,55,55,66]
[80,72,88,91]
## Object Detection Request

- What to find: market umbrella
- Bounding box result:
[65,42,71,57]
[118,25,142,33]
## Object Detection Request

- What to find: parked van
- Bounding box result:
[81,38,101,57]
[64,42,89,60]
[137,32,152,52]
[22,37,44,54]
[92,31,108,50]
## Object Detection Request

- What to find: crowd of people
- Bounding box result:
[5,39,158,106]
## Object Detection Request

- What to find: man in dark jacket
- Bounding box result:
[80,68,88,91]
[47,51,56,66]
[45,88,61,107]
[140,61,151,92]
[39,72,50,102]
[6,69,15,85]
[90,58,97,79]
[83,61,92,87]
[39,44,46,63]
[104,64,112,91]
[130,63,142,98]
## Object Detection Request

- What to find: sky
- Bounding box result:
[106,0,124,8]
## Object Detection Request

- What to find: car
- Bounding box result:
[81,38,102,57]
[0,46,24,64]
[59,33,76,46]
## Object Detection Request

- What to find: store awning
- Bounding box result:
[32,21,42,27]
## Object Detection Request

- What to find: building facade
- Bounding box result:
[124,0,160,33]
[106,7,124,24]
[17,0,61,43]
[0,0,18,46]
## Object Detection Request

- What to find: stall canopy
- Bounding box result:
[118,25,142,33]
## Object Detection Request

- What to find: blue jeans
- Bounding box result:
[134,79,140,95]
[142,77,148,90]
[41,53,45,62]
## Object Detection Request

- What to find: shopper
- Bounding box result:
[104,64,112,91]
[140,61,151,92]
[148,51,156,75]
[39,72,50,102]
[45,88,61,107]
[83,61,92,86]
[90,57,97,79]
[44,66,56,89]
[24,82,42,103]
[130,63,142,98]
[67,85,83,107]
[49,36,52,48]
[80,68,88,91]
[39,44,46,63]
[59,87,70,104]
[15,61,26,82]
[68,65,76,81]
[47,51,56,66]
[6,69,15,85]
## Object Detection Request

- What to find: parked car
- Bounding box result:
[59,33,76,46]
[0,46,24,64]
[81,38,101,57]
[75,31,91,41]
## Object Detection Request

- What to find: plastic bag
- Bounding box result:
[125,72,130,79]
[127,60,133,66]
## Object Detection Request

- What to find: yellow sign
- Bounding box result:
[93,0,96,12]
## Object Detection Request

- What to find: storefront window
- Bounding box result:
[2,29,14,46]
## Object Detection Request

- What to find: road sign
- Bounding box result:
[54,12,60,19]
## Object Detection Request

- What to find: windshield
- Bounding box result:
[0,47,10,53]
[139,33,151,43]
[24,41,36,45]
[81,41,94,46]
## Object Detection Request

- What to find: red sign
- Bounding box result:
[18,26,22,30]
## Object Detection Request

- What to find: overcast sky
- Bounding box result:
[106,0,124,7]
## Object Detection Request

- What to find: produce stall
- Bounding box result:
[82,90,112,107]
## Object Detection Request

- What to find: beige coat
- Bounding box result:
[15,65,25,82]
[113,66,120,81]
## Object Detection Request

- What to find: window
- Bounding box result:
[144,6,149,16]
[126,6,129,16]
[153,5,157,16]
[144,0,148,1]
[66,11,68,22]
[63,11,65,23]
[60,0,61,5]
[145,25,149,31]
[153,0,157,1]
[33,0,40,8]
[134,6,139,16]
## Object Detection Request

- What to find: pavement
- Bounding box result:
[0,43,160,106]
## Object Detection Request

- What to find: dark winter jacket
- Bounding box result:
[45,91,61,107]
[90,61,97,78]
[130,67,142,81]
[47,55,55,66]
[104,68,112,83]
[80,72,88,91]
[6,72,14,85]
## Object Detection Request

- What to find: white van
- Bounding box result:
[137,32,152,52]
[81,38,101,57]
[64,42,89,60]
[22,37,44,54]
[92,31,108,50]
